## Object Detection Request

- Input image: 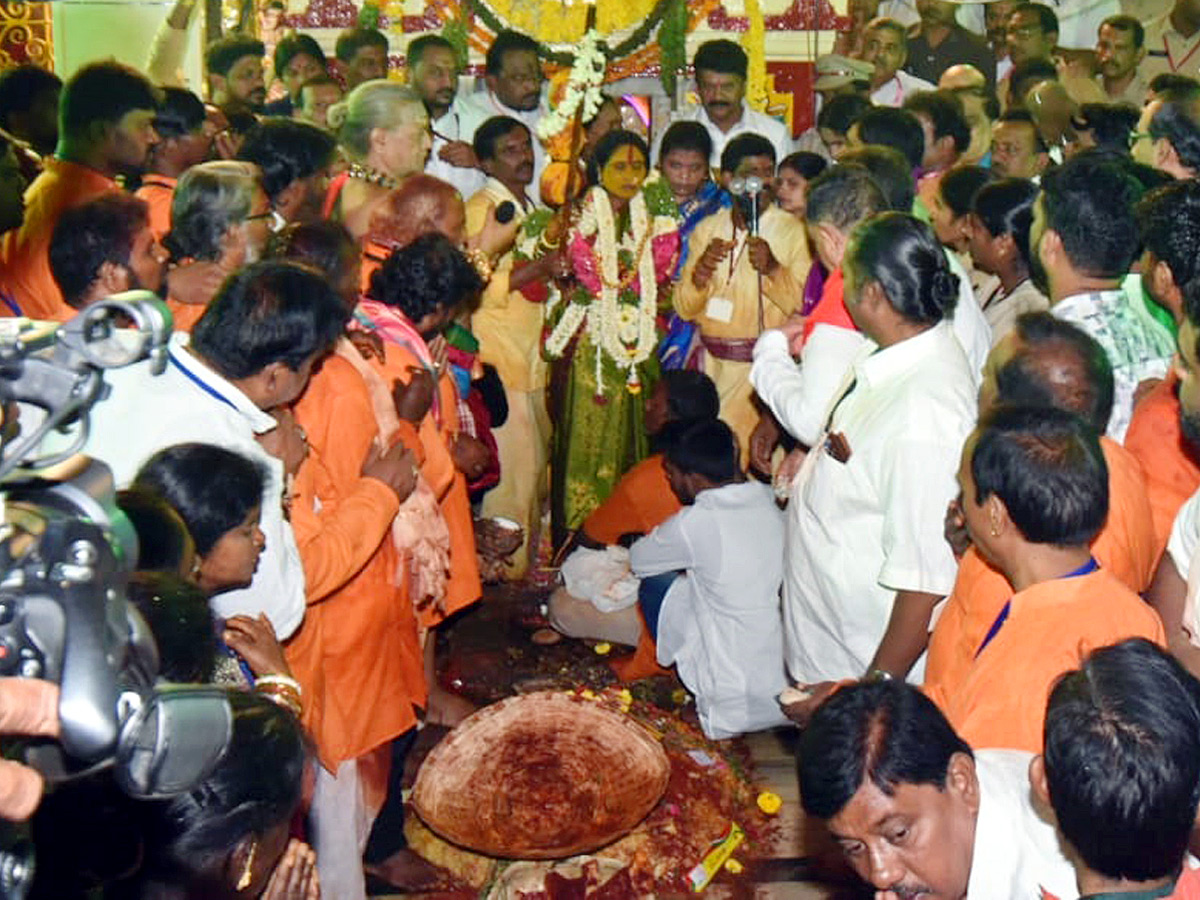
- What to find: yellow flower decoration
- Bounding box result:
[740,0,768,112]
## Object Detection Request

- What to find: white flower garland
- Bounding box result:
[536,30,607,142]
[544,186,675,394]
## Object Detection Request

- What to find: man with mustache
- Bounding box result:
[458,30,549,193]
[1094,16,1149,106]
[654,40,791,170]
[465,115,558,579]
[409,34,486,199]
[205,33,267,113]
[798,679,1078,900]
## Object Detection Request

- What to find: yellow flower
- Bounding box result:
[593,642,612,655]
[724,858,744,875]
[757,791,783,815]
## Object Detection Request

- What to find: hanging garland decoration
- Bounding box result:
[657,0,688,98]
[740,0,769,112]
[462,0,675,68]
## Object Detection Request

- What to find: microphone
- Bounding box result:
[743,176,763,236]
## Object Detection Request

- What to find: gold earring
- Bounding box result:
[236,839,257,891]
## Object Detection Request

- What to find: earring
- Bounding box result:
[236,839,257,891]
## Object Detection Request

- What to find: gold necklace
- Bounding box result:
[347,162,398,189]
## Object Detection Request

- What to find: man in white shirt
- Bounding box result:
[798,680,1078,900]
[1033,153,1173,441]
[457,30,549,193]
[407,34,485,200]
[78,261,346,639]
[782,214,976,694]
[630,418,788,740]
[861,18,936,107]
[653,39,791,168]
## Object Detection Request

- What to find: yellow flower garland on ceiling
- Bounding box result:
[481,0,659,45]
[740,0,768,112]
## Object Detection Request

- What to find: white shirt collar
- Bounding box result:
[165,333,278,434]
[854,320,956,389]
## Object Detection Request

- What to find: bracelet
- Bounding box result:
[864,669,893,683]
[257,686,302,717]
[464,246,494,282]
[256,673,302,694]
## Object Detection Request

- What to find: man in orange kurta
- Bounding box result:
[1124,370,1200,559]
[927,313,1159,710]
[925,407,1165,754]
[288,352,427,899]
[0,62,160,320]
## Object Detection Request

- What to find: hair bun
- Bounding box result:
[929,266,959,311]
[326,101,349,132]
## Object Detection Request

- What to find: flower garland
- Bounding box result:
[740,0,769,113]
[544,179,679,395]
[536,28,607,143]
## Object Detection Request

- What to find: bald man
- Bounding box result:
[940,64,996,163]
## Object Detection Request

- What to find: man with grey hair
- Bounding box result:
[164,160,272,330]
[861,17,936,106]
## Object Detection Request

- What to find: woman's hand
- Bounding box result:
[260,838,320,900]
[392,369,436,424]
[224,614,292,678]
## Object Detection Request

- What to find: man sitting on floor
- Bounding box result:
[1035,639,1200,900]
[629,418,787,739]
[798,679,1078,900]
[548,370,720,647]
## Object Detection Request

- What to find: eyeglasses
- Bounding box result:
[245,211,274,222]
[1007,25,1043,38]
[1128,131,1153,147]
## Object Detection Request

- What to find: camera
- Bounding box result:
[0,294,236,899]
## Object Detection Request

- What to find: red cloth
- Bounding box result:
[801,267,855,345]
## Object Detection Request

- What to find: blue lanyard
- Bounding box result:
[975,557,1098,658]
[168,350,238,412]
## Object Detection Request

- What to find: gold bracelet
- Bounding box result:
[464,246,494,281]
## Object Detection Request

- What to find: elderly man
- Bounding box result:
[164,160,272,331]
[408,34,486,199]
[655,39,791,168]
[861,17,936,106]
[798,680,1077,900]
[1134,87,1200,179]
[0,61,158,321]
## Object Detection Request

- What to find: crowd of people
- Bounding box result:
[4,0,1200,894]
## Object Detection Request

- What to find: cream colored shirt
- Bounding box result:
[674,205,810,341]
[466,178,547,393]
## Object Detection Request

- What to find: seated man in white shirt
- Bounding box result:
[630,418,788,740]
[798,679,1078,900]
[1033,153,1174,441]
[76,261,346,640]
[860,18,936,107]
[653,39,791,169]
[1034,639,1200,900]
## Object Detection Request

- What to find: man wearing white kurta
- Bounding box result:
[457,30,549,196]
[406,35,487,199]
[629,422,788,740]
[783,215,976,688]
[652,39,792,168]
